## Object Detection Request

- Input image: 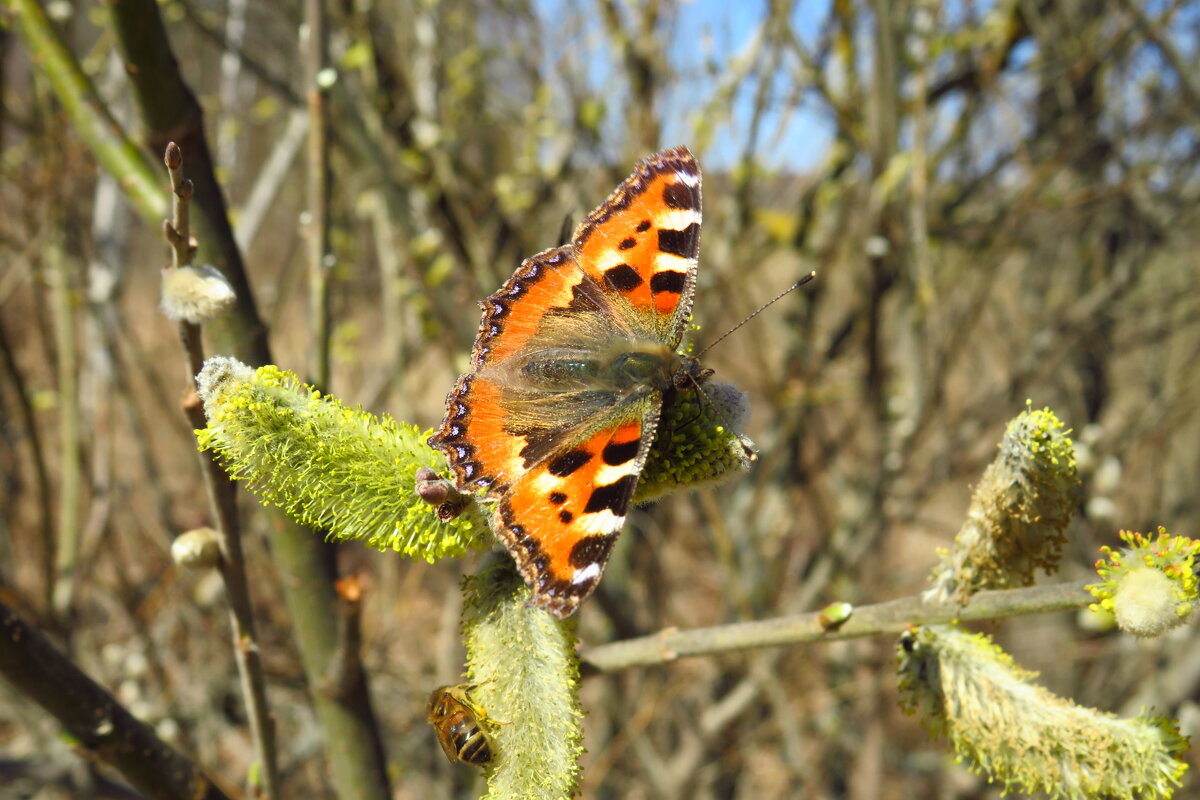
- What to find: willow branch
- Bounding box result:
[0,600,232,800]
[581,581,1093,673]
[304,0,332,390]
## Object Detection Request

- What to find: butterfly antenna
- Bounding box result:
[557,213,575,246]
[696,272,816,359]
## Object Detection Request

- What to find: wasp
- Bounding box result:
[426,684,497,767]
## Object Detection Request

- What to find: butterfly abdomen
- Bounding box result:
[521,357,601,385]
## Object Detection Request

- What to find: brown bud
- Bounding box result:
[436,500,466,522]
[416,468,451,505]
[164,142,182,169]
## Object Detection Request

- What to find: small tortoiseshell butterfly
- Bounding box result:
[430,146,708,618]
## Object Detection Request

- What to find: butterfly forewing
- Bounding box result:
[572,145,701,347]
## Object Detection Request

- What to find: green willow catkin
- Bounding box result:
[635,379,756,502]
[195,356,485,561]
[462,557,585,800]
[927,404,1079,602]
[898,626,1190,800]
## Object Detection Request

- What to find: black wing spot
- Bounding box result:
[636,219,651,232]
[618,237,637,250]
[549,491,568,505]
[558,510,574,524]
[604,264,644,292]
[663,181,699,210]
[583,474,636,516]
[569,534,616,569]
[548,450,592,477]
[657,223,700,259]
[602,438,640,465]
[650,270,687,295]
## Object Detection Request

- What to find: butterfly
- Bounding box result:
[429,146,708,618]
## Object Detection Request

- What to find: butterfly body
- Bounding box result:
[431,146,705,618]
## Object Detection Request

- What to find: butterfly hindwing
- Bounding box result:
[498,414,658,618]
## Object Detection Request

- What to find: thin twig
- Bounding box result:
[582,580,1093,672]
[48,240,81,620]
[162,143,281,800]
[304,0,332,390]
[163,143,194,272]
[235,108,309,253]
[1118,0,1200,111]
[0,324,54,609]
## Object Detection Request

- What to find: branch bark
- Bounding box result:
[581,580,1093,672]
[0,600,233,800]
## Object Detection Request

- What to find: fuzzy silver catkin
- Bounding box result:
[463,557,585,800]
[898,626,1190,800]
[160,264,235,324]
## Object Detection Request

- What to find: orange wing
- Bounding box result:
[497,418,650,618]
[429,247,614,492]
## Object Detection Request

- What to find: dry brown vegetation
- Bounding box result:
[1,0,1199,798]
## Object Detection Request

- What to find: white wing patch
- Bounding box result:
[571,562,602,585]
